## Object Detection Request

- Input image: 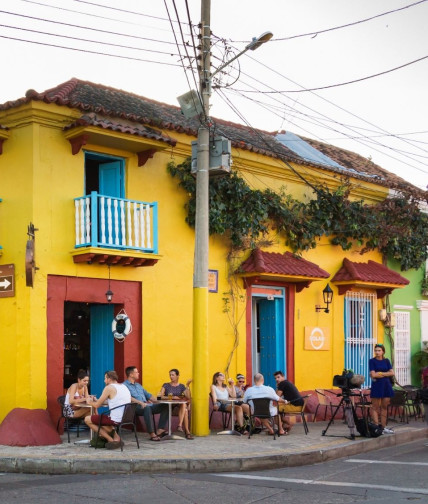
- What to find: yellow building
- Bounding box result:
[0,79,412,425]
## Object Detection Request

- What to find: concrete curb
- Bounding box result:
[0,427,426,475]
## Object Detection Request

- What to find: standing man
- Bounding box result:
[123,366,169,441]
[274,370,304,433]
[243,373,287,435]
[85,370,131,450]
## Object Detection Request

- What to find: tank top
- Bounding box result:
[108,383,131,423]
[214,385,229,401]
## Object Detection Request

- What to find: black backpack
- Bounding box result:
[355,418,383,438]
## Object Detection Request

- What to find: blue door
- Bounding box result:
[90,304,114,398]
[258,298,285,388]
[99,161,124,198]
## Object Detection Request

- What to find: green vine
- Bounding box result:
[167,158,428,271]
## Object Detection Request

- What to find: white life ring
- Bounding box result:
[112,313,131,342]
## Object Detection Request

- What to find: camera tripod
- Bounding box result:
[321,391,360,440]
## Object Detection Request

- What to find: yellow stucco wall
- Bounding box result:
[0,101,390,421]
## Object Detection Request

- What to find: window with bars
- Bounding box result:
[394,311,411,385]
[344,292,377,388]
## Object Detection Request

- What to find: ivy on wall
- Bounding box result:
[167,159,428,271]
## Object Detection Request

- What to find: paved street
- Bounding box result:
[1,440,427,503]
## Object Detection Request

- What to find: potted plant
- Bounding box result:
[412,345,428,386]
[421,276,428,297]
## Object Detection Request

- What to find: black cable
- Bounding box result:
[0,22,181,57]
[232,0,428,42]
[233,55,428,93]
[0,9,183,46]
[0,34,182,66]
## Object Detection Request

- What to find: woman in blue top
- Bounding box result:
[369,344,395,433]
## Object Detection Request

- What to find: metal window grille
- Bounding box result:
[344,292,377,388]
[394,311,411,385]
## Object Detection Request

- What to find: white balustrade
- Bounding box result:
[74,194,155,252]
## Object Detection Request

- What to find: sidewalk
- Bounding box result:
[0,420,426,475]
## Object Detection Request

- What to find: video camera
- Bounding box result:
[333,370,364,393]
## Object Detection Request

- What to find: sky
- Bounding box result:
[0,0,427,190]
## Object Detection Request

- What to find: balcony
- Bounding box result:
[72,192,159,267]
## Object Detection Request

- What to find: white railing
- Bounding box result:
[74,192,158,254]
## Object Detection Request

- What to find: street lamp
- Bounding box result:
[191,0,273,437]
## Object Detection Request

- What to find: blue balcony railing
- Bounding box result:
[74,192,158,254]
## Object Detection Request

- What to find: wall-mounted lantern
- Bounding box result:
[315,284,333,313]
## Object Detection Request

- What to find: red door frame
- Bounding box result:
[46,275,142,422]
[244,279,295,383]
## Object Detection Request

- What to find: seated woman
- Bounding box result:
[63,369,94,419]
[160,368,193,440]
[211,371,247,433]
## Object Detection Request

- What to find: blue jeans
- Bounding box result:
[136,403,168,434]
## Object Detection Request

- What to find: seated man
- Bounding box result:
[243,373,287,435]
[123,366,169,441]
[274,370,304,433]
[85,370,131,450]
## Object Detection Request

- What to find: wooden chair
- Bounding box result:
[95,403,139,451]
[280,395,311,434]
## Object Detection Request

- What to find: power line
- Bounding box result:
[266,0,427,42]
[0,22,182,57]
[240,51,428,159]
[233,55,428,93]
[0,34,183,66]
[0,9,184,46]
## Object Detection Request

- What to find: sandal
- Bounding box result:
[185,432,194,440]
[158,431,168,438]
[177,425,184,432]
[149,435,161,441]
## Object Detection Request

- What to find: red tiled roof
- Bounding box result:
[331,258,409,286]
[237,249,330,279]
[0,78,425,196]
[63,112,176,146]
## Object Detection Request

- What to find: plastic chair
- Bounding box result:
[388,389,411,423]
[248,398,281,440]
[96,403,139,451]
[56,395,86,443]
[280,395,311,434]
[209,393,230,430]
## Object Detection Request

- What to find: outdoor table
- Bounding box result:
[217,398,241,436]
[157,399,188,440]
[73,401,107,445]
[73,403,93,445]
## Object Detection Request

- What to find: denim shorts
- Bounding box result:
[216,402,229,412]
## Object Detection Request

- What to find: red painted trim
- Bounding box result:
[244,281,296,384]
[46,275,141,423]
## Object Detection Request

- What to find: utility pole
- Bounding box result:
[190,0,272,436]
[192,0,211,436]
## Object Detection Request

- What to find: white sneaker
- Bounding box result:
[382,427,394,434]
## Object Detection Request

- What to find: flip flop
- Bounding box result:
[158,431,168,438]
[149,435,161,441]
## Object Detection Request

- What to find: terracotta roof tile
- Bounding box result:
[0,78,425,196]
[238,249,330,279]
[63,112,176,146]
[331,258,409,286]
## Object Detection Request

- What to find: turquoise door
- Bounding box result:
[259,298,285,388]
[99,161,124,198]
[90,304,114,398]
